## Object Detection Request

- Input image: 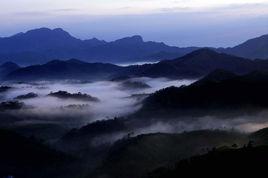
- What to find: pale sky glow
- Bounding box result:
[0,0,267,47]
[1,0,268,16]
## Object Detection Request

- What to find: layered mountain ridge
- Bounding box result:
[0,28,267,65]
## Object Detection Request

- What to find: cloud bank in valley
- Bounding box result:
[0,78,194,127]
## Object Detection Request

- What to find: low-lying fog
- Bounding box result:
[1,77,268,138]
[0,78,193,127]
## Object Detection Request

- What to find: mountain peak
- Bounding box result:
[66,59,86,64]
[114,35,144,44]
[84,38,107,46]
[130,35,143,41]
[45,60,64,65]
[175,48,222,61]
[14,27,73,39]
[52,28,66,32]
[189,48,219,56]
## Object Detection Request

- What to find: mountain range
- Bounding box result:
[4,49,268,81]
[0,28,197,65]
[0,28,267,65]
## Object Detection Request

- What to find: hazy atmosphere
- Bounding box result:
[0,0,268,178]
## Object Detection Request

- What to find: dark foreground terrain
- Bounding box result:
[2,127,268,178]
[2,69,268,178]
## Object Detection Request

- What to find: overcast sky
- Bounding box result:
[0,0,267,47]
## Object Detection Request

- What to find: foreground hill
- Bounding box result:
[149,145,268,177]
[91,127,268,178]
[137,69,268,118]
[150,127,268,177]
[5,49,268,81]
[93,130,247,178]
[0,129,76,178]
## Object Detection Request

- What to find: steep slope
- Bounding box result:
[223,34,268,59]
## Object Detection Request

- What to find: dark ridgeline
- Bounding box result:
[134,49,257,78]
[4,49,268,82]
[48,91,99,102]
[135,69,268,118]
[4,59,124,81]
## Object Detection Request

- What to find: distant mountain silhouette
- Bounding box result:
[221,34,268,59]
[0,28,198,65]
[0,28,267,65]
[5,49,268,81]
